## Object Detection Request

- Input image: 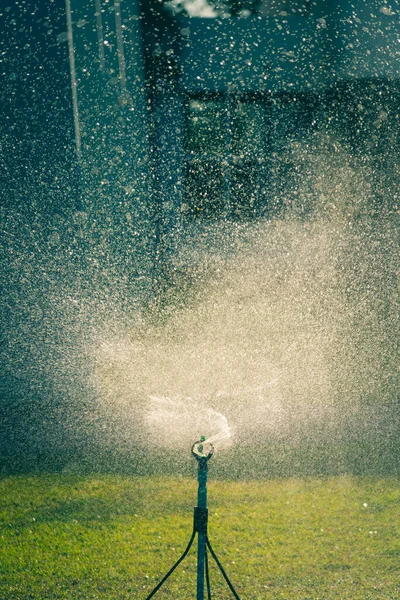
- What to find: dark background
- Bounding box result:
[1,1,398,475]
[0,0,81,473]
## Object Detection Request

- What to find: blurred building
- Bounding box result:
[66,0,400,234]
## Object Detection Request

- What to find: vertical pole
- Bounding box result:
[196,459,208,600]
[65,0,81,161]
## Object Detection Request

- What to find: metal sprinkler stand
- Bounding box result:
[144,437,241,600]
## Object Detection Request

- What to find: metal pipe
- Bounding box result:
[196,458,208,600]
[94,0,106,72]
[65,0,82,160]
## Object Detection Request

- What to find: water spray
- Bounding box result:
[144,436,241,600]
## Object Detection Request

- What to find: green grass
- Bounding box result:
[0,474,399,599]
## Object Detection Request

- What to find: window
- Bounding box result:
[183,93,318,221]
[186,99,226,156]
[183,95,272,221]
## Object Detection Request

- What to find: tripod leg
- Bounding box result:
[197,528,207,599]
[205,546,212,600]
[144,530,196,600]
[206,537,241,600]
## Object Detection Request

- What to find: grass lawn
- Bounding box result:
[0,473,399,599]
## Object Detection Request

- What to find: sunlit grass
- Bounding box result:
[1,474,399,599]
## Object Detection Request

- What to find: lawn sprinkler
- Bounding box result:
[144,436,241,600]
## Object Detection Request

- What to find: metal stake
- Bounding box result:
[196,456,208,600]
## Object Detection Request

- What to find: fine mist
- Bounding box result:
[2,136,398,477]
[88,138,398,477]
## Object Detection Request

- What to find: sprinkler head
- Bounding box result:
[192,436,214,461]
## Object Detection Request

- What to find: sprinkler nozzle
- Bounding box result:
[192,438,214,461]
